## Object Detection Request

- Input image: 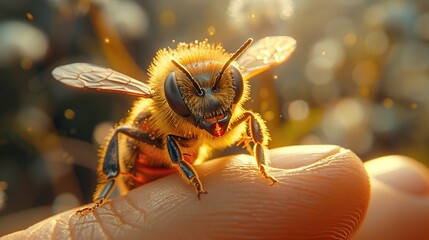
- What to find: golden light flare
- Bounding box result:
[26,13,34,21]
[207,26,216,36]
[64,108,76,120]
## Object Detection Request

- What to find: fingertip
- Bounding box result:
[266,145,371,238]
[365,155,429,196]
[355,155,429,239]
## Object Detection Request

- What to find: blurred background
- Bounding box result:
[1,0,429,235]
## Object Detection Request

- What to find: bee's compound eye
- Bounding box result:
[164,72,191,117]
[230,65,244,104]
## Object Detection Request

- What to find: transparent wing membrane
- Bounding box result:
[237,36,296,80]
[52,63,153,97]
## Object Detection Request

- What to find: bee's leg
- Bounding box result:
[233,111,278,185]
[166,135,208,198]
[253,142,278,185]
[76,179,115,216]
[77,125,162,215]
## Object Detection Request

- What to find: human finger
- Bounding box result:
[3,145,370,240]
[353,155,429,239]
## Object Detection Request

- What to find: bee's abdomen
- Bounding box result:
[128,150,177,187]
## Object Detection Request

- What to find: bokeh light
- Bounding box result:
[17,107,52,136]
[93,122,114,145]
[365,30,389,55]
[288,100,310,121]
[0,21,48,66]
[64,108,76,120]
[103,0,149,39]
[228,0,294,30]
[306,38,345,85]
[52,193,80,214]
[321,98,374,154]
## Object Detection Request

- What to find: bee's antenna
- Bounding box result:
[213,38,253,89]
[171,59,204,96]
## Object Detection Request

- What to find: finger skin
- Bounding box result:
[353,156,429,240]
[3,145,370,240]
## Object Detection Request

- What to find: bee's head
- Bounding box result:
[164,39,252,137]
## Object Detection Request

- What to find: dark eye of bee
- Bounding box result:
[164,71,192,117]
[229,65,244,104]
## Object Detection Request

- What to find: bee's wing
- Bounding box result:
[237,36,296,80]
[52,63,153,97]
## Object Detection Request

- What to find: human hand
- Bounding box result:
[3,145,428,239]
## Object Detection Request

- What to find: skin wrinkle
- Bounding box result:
[108,199,148,233]
[330,216,356,238]
[320,232,346,240]
[108,202,126,226]
[24,219,50,240]
[112,197,158,237]
[119,195,148,227]
[63,217,73,240]
[53,218,71,239]
[129,186,190,224]
[314,230,345,240]
[93,204,114,240]
[339,210,363,234]
[97,208,133,238]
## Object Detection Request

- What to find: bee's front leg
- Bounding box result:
[233,111,278,185]
[166,135,208,198]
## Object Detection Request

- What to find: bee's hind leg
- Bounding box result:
[166,135,208,198]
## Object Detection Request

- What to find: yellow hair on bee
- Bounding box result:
[147,40,250,144]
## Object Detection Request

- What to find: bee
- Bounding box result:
[52,36,296,215]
